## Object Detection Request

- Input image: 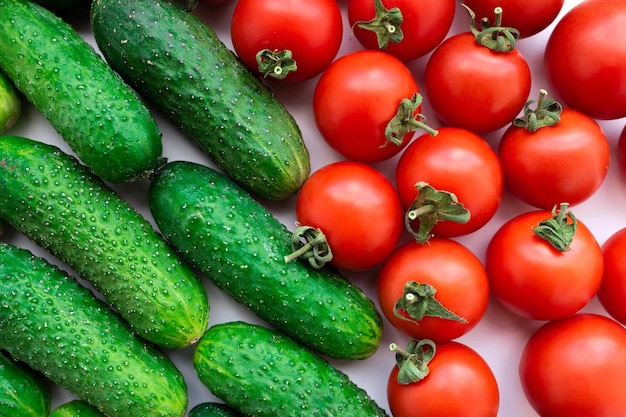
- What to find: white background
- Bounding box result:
[5,0,626,416]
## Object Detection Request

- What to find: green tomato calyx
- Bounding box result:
[391,339,437,385]
[256,49,298,80]
[463,4,520,53]
[533,203,577,252]
[284,224,333,269]
[394,281,468,325]
[352,0,404,50]
[513,89,563,132]
[383,93,438,148]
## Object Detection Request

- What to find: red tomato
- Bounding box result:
[347,0,455,61]
[388,340,499,417]
[519,314,626,416]
[499,96,610,209]
[377,238,490,342]
[617,124,626,178]
[395,127,503,240]
[313,50,431,163]
[545,0,626,120]
[230,0,343,82]
[462,0,564,38]
[598,228,626,325]
[485,206,603,320]
[424,25,531,133]
[295,161,404,271]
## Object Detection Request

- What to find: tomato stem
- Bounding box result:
[352,0,404,50]
[256,49,298,80]
[285,224,333,268]
[393,281,468,324]
[533,203,577,252]
[382,93,438,148]
[390,339,437,385]
[513,89,562,132]
[462,4,520,52]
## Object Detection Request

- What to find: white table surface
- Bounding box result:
[5,0,625,415]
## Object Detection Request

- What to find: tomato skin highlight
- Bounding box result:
[295,161,404,272]
[377,238,490,342]
[519,314,626,417]
[387,341,499,417]
[499,107,610,209]
[485,209,603,321]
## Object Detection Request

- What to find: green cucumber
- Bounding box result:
[0,70,20,133]
[50,400,107,417]
[188,402,243,417]
[148,161,383,360]
[193,321,389,417]
[0,351,50,417]
[90,0,310,200]
[0,242,188,417]
[0,135,208,349]
[0,0,163,183]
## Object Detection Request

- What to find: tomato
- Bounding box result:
[617,124,626,178]
[519,313,626,416]
[485,205,603,321]
[395,127,503,241]
[462,0,564,38]
[294,161,404,271]
[230,0,343,82]
[499,91,610,209]
[423,9,531,134]
[597,228,626,325]
[313,50,435,163]
[347,0,455,61]
[377,238,490,342]
[388,340,499,417]
[545,0,626,120]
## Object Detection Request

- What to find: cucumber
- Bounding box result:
[0,0,163,183]
[189,402,243,417]
[50,400,108,417]
[148,161,383,360]
[0,135,209,349]
[193,321,389,417]
[90,0,310,200]
[0,70,20,133]
[0,351,50,417]
[0,242,188,417]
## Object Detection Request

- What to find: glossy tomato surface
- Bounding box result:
[598,228,626,325]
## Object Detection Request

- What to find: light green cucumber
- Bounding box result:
[148,161,383,360]
[50,400,107,417]
[0,70,20,133]
[0,136,209,349]
[193,322,389,417]
[0,351,50,417]
[90,0,310,199]
[0,0,163,183]
[188,402,243,417]
[0,242,188,417]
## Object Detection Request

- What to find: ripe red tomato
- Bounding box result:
[462,0,564,38]
[598,228,626,325]
[485,206,603,320]
[230,0,343,83]
[499,92,610,209]
[347,0,455,61]
[545,0,626,120]
[388,340,499,417]
[617,124,626,177]
[313,50,433,163]
[424,13,531,133]
[295,161,404,271]
[377,238,490,342]
[519,314,626,416]
[395,127,503,241]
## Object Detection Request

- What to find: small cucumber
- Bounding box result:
[0,0,163,183]
[0,70,20,133]
[148,161,383,360]
[90,0,310,200]
[0,136,209,349]
[50,400,107,417]
[0,242,188,417]
[189,402,243,417]
[0,351,50,417]
[193,321,389,417]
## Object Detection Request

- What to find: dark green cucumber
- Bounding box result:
[188,402,243,417]
[0,351,50,417]
[193,322,389,417]
[0,242,188,417]
[90,0,310,200]
[0,136,209,349]
[0,0,163,183]
[0,70,20,133]
[50,400,107,417]
[148,161,383,360]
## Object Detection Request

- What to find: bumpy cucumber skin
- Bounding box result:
[0,70,20,133]
[0,136,209,349]
[0,242,188,417]
[188,402,243,417]
[149,161,383,360]
[0,0,163,183]
[90,0,310,200]
[0,351,50,417]
[50,400,107,417]
[194,322,389,417]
